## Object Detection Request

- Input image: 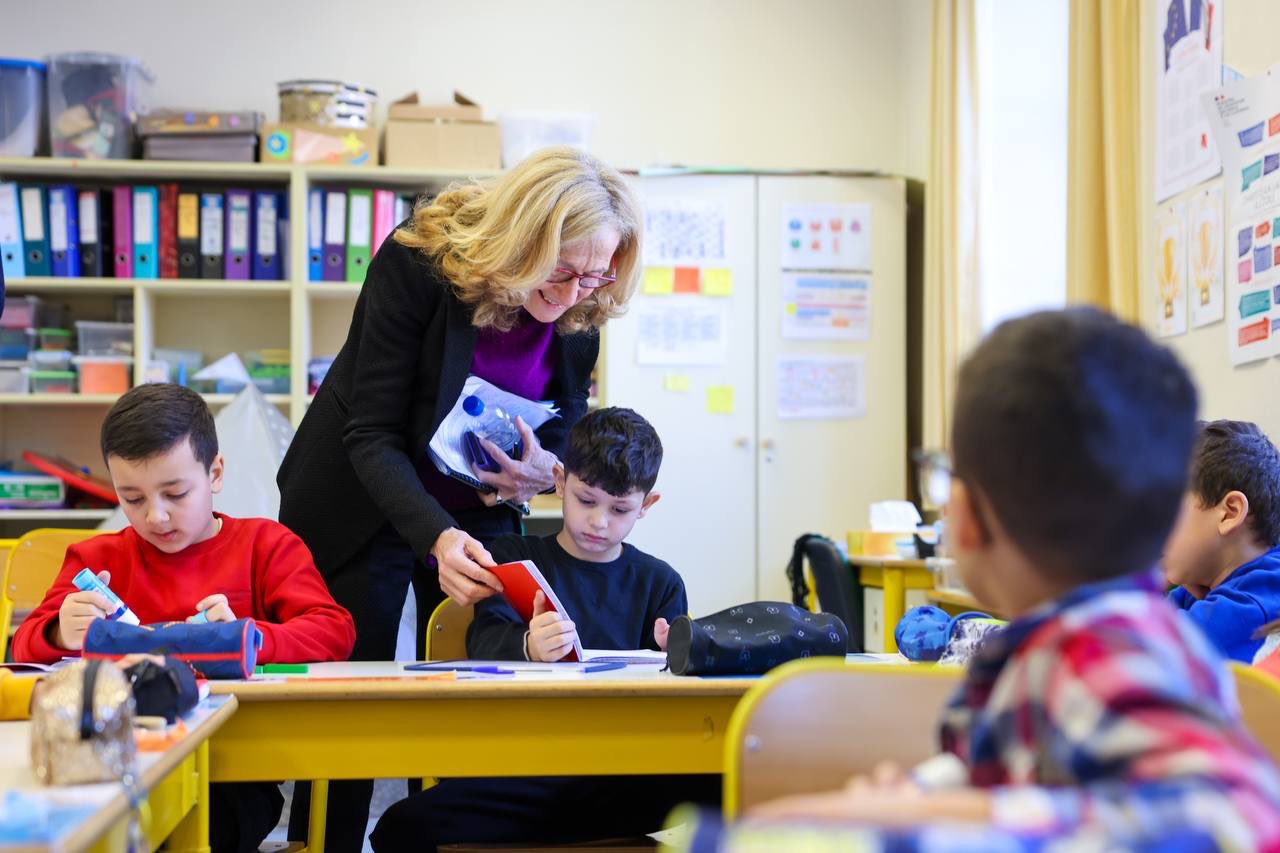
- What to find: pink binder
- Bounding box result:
[111,185,133,278]
[372,189,396,255]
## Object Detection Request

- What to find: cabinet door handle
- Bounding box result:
[733,436,752,450]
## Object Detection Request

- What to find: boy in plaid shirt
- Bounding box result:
[678,309,1280,850]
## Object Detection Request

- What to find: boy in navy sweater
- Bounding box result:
[371,407,714,851]
[1164,419,1280,662]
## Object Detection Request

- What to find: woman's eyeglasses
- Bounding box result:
[546,267,617,289]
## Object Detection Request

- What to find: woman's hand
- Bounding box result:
[431,527,503,606]
[473,416,558,504]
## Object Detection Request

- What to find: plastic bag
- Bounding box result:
[99,384,294,529]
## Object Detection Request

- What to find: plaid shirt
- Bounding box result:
[682,570,1280,852]
[933,567,1280,848]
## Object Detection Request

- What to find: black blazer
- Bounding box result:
[277,236,598,578]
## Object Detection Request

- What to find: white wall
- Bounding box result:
[1,0,931,177]
[1139,0,1280,436]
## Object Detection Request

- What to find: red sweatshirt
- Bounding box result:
[13,514,355,665]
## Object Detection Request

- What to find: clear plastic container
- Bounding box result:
[73,355,132,394]
[152,348,203,384]
[0,327,32,360]
[46,52,152,159]
[0,58,46,157]
[30,349,72,370]
[74,321,133,356]
[0,363,28,394]
[29,369,75,394]
[0,295,42,329]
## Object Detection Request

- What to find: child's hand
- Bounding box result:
[526,590,577,662]
[56,570,113,650]
[190,594,236,623]
[654,617,670,651]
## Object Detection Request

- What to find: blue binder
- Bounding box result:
[49,185,81,277]
[252,190,281,280]
[18,185,50,276]
[0,182,25,280]
[307,188,324,282]
[132,186,159,279]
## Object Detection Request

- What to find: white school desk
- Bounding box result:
[0,694,237,853]
[206,662,754,781]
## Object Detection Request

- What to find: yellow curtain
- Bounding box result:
[924,0,982,449]
[1067,0,1141,320]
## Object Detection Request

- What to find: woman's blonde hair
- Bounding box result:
[395,146,642,334]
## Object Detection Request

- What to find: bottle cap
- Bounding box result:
[463,394,484,416]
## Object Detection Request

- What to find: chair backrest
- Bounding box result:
[804,536,861,647]
[1231,662,1280,765]
[725,658,962,816]
[425,598,475,661]
[1,528,99,661]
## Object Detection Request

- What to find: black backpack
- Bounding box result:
[785,533,864,653]
[666,601,848,676]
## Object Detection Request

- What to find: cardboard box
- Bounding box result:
[383,91,501,170]
[260,122,378,167]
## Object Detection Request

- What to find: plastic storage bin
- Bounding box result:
[0,363,28,394]
[75,321,133,356]
[0,328,32,360]
[0,295,42,329]
[73,356,131,394]
[152,348,203,384]
[30,370,75,394]
[37,327,71,351]
[30,349,72,370]
[47,52,152,159]
[0,58,46,157]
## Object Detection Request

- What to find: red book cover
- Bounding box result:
[488,560,582,662]
[158,183,179,278]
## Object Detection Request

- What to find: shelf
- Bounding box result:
[6,278,289,296]
[307,283,363,298]
[528,495,563,520]
[0,393,290,406]
[0,508,115,521]
[0,156,500,185]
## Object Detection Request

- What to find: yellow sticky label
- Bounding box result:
[703,268,733,296]
[177,194,199,239]
[643,267,675,295]
[706,386,735,414]
[785,302,798,315]
[664,373,691,392]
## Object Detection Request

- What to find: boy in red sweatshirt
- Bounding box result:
[12,383,356,852]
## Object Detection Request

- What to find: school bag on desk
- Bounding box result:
[666,602,848,676]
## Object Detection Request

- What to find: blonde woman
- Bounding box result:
[277,147,640,851]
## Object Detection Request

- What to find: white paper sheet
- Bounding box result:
[1154,0,1223,201]
[635,300,728,366]
[1202,63,1280,364]
[777,355,866,420]
[427,376,559,482]
[1154,201,1189,337]
[781,203,871,270]
[642,202,727,265]
[781,273,871,340]
[1188,181,1226,327]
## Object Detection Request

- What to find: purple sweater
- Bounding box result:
[418,311,559,511]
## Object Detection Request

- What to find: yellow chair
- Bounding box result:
[0,528,99,661]
[424,598,474,661]
[724,657,962,817]
[1231,662,1280,765]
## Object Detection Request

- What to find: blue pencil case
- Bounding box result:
[83,617,262,679]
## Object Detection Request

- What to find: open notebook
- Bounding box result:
[488,560,671,665]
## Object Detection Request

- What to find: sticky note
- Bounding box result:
[703,268,733,296]
[706,386,735,414]
[664,373,691,392]
[674,267,700,294]
[643,267,675,295]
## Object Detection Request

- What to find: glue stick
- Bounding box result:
[71,568,141,626]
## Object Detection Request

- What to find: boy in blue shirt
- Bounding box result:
[1164,419,1280,662]
[370,407,716,851]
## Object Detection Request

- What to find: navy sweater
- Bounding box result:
[1169,545,1280,662]
[467,533,687,660]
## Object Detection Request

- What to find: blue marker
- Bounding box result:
[71,568,140,626]
[190,608,210,624]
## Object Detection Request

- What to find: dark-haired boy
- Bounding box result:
[371,407,716,852]
[672,309,1280,849]
[1164,419,1280,662]
[12,383,355,853]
